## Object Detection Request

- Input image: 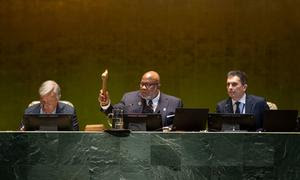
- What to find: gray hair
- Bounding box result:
[39,80,61,100]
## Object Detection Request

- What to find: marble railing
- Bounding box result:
[1,132,300,179]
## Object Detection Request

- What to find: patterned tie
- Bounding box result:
[235,101,240,114]
[143,99,154,113]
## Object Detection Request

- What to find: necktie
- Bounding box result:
[235,101,240,114]
[143,99,154,113]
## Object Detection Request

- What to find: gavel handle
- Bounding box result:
[101,69,108,93]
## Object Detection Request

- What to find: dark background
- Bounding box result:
[0,0,299,130]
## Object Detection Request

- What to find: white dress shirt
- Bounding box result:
[232,93,246,114]
[147,91,160,112]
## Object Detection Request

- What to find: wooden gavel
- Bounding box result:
[101,69,108,93]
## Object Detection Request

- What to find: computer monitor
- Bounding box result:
[123,113,162,131]
[298,116,300,130]
[23,114,73,131]
[263,110,299,132]
[172,108,209,131]
[208,113,256,132]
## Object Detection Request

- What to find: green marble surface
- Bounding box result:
[1,132,300,179]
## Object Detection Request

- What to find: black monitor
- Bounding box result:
[208,113,256,132]
[263,110,299,132]
[123,113,162,131]
[23,114,73,131]
[298,116,300,130]
[173,108,209,131]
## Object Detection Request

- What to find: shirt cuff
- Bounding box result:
[100,100,111,110]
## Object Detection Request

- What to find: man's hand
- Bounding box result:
[98,89,110,106]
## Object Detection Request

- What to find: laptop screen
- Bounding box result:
[23,114,73,131]
[123,113,162,131]
[173,108,209,131]
[263,110,298,132]
[208,113,256,132]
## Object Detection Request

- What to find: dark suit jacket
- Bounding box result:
[101,91,183,127]
[216,94,269,130]
[23,102,79,131]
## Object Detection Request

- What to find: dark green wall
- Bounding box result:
[0,0,299,130]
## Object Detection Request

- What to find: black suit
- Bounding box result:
[216,94,269,130]
[101,91,183,127]
[23,102,79,131]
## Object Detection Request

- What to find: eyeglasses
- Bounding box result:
[139,82,158,89]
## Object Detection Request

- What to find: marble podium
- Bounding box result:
[1,132,300,179]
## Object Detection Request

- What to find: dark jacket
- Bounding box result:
[23,102,79,131]
[216,94,269,130]
[101,91,183,127]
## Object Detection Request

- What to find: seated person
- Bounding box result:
[216,70,269,130]
[20,80,79,131]
[98,71,183,129]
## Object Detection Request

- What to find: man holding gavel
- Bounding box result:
[98,70,183,128]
